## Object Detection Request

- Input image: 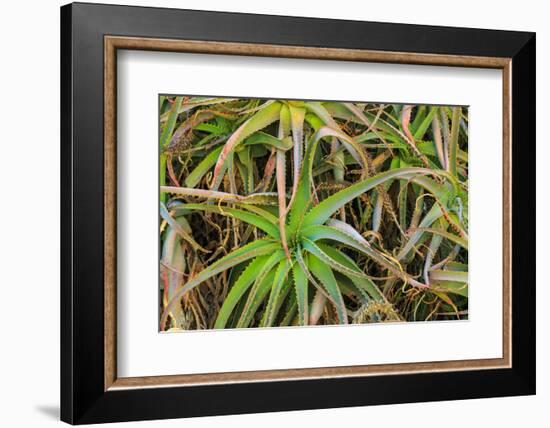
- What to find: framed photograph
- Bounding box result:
[61,2,536,424]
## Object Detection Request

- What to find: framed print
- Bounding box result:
[60,2,536,424]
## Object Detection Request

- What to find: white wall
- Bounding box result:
[0,0,546,426]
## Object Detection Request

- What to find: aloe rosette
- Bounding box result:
[159,97,469,329]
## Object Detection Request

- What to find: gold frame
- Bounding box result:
[104,36,512,391]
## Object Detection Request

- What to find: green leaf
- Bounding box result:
[287,104,306,210]
[303,220,428,288]
[398,180,408,229]
[307,253,347,324]
[304,112,324,130]
[316,243,384,302]
[160,96,183,202]
[397,203,443,260]
[303,167,446,228]
[237,250,286,328]
[432,281,468,298]
[160,239,281,329]
[243,131,293,151]
[160,97,183,149]
[431,113,447,169]
[214,256,270,329]
[212,101,282,188]
[445,261,468,272]
[236,147,253,193]
[159,98,237,122]
[287,127,321,233]
[294,243,335,307]
[323,102,400,140]
[292,262,309,326]
[262,259,292,327]
[276,146,291,259]
[413,106,439,140]
[234,203,279,224]
[301,224,401,280]
[308,102,369,170]
[449,107,461,177]
[280,293,298,326]
[409,106,425,133]
[184,146,223,188]
[429,269,468,283]
[413,227,468,249]
[423,229,443,284]
[171,203,280,239]
[416,140,467,163]
[306,101,340,126]
[289,125,379,234]
[302,238,371,281]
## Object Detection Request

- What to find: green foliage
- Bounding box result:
[159,97,469,330]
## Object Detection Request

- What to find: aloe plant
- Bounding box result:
[159,97,469,330]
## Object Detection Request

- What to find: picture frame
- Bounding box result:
[60,2,536,424]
